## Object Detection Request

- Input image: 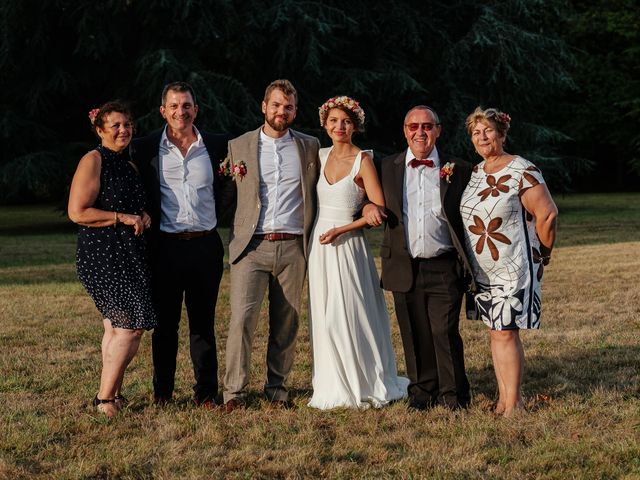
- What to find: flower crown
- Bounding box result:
[88,108,100,125]
[318,96,365,130]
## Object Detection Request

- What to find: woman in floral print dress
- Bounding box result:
[459,107,558,417]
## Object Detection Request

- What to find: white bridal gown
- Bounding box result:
[307,147,409,410]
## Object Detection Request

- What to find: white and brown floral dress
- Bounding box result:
[460,156,546,330]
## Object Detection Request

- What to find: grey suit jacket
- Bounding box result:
[379,150,476,293]
[227,127,320,264]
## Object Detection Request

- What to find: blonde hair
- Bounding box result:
[465,107,511,137]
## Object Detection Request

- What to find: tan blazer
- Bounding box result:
[227,127,320,264]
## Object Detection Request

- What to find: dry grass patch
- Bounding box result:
[1,203,639,478]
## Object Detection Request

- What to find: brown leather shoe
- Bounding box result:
[224,398,244,413]
[194,397,218,410]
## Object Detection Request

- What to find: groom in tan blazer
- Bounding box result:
[223,79,320,411]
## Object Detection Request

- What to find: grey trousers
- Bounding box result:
[223,236,306,403]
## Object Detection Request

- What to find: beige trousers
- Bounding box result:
[223,236,306,403]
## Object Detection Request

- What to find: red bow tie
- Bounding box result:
[409,158,434,168]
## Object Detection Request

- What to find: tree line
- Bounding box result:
[1,0,637,203]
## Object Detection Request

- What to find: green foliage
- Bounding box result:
[558,0,640,188]
[0,0,599,202]
[415,0,577,185]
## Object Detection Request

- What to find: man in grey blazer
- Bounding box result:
[223,79,320,411]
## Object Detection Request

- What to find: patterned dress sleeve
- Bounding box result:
[517,157,546,193]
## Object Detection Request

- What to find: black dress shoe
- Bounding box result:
[407,398,430,412]
[439,395,470,411]
[153,395,173,406]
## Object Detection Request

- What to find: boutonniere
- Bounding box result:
[439,162,455,183]
[218,158,247,181]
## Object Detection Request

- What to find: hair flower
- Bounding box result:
[88,108,100,125]
[497,112,511,124]
[218,158,247,181]
[440,162,455,183]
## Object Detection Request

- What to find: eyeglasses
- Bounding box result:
[405,122,440,132]
[106,122,134,130]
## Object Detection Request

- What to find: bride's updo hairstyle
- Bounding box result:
[465,107,511,138]
[318,96,366,132]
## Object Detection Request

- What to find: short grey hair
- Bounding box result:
[404,105,440,124]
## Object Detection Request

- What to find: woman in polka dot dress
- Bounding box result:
[68,100,157,418]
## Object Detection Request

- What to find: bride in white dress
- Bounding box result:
[308,96,409,410]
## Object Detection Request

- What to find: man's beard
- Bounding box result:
[266,114,291,132]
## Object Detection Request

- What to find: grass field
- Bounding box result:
[1,193,639,479]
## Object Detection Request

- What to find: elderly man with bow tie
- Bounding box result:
[364,105,476,411]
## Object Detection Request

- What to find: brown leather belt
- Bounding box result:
[254,233,301,241]
[160,228,216,240]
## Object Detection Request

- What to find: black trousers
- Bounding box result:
[392,252,470,408]
[151,231,224,401]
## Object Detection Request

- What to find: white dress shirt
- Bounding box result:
[158,126,217,233]
[402,146,454,258]
[256,129,304,234]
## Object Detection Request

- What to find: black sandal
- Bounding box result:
[92,396,116,406]
[93,396,118,418]
[114,394,127,406]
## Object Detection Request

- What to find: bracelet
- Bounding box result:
[540,255,551,261]
[114,211,119,225]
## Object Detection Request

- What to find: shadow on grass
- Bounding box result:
[468,344,640,404]
[119,388,315,412]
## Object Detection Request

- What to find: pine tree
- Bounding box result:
[0,0,589,201]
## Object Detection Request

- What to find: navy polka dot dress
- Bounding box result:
[76,145,157,330]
